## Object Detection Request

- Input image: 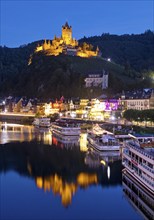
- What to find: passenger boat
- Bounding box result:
[87,125,120,151]
[122,135,154,194]
[87,124,113,136]
[32,117,51,128]
[51,119,81,136]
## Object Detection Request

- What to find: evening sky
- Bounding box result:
[1,0,153,48]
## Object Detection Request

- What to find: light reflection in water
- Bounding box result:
[52,131,79,149]
[0,123,122,208]
[35,173,98,207]
[80,133,88,152]
[107,166,110,179]
[0,123,89,151]
[0,123,52,145]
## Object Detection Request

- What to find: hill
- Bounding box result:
[79,30,154,72]
[0,52,147,99]
[0,31,153,98]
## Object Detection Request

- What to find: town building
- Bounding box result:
[85,70,108,89]
[120,88,154,110]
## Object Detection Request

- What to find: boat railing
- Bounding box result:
[95,140,119,146]
[141,175,154,188]
[142,164,154,174]
[123,151,154,174]
[126,141,154,161]
[53,122,80,128]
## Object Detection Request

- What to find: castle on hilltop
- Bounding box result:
[35,22,101,58]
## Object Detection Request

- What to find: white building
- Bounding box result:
[126,99,149,110]
[120,89,154,110]
[85,70,108,89]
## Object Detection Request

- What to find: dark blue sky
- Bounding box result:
[1,0,153,48]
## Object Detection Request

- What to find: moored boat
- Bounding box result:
[32,117,51,128]
[51,119,81,136]
[122,136,154,194]
[87,125,120,151]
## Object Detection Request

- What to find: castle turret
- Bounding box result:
[43,39,51,50]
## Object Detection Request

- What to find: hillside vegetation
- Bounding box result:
[79,30,154,72]
[0,31,153,98]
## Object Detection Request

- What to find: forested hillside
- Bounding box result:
[0,30,153,98]
[79,30,154,72]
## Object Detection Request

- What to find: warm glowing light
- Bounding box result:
[34,22,101,58]
[35,172,98,207]
[36,177,43,189]
[77,173,97,187]
[44,103,59,116]
[100,160,106,166]
[80,133,88,152]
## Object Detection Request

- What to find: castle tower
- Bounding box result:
[62,22,72,45]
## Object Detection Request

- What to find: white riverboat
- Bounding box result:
[51,119,81,136]
[32,117,51,128]
[87,125,120,151]
[122,135,154,194]
[87,124,113,136]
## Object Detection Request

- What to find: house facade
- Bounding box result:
[85,70,108,89]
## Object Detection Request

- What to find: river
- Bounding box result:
[0,123,144,220]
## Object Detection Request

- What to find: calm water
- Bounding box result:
[0,123,144,220]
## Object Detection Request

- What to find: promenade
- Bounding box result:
[0,112,35,122]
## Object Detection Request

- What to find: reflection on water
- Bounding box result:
[85,147,121,168]
[52,131,79,149]
[0,122,52,145]
[0,124,122,208]
[107,166,110,179]
[35,173,97,207]
[80,133,88,152]
[0,123,143,219]
[122,171,154,220]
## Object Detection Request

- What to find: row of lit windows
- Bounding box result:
[86,78,103,82]
[127,101,148,105]
[128,107,148,110]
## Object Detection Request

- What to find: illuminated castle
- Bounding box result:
[35,22,101,58]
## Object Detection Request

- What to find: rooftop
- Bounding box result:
[121,88,154,100]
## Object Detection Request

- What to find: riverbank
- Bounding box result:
[0,112,35,124]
